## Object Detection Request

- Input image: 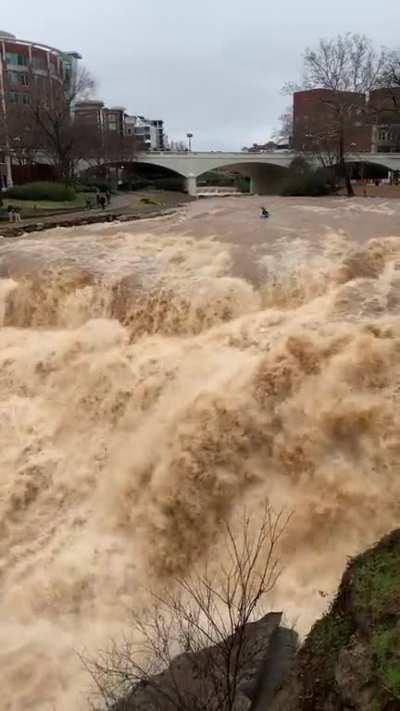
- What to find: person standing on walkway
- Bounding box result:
[99,195,106,210]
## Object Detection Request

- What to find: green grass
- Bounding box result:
[354,545,400,702]
[372,627,400,700]
[353,549,400,618]
[369,701,382,711]
[139,197,161,206]
[309,613,353,659]
[5,180,76,202]
[2,193,87,212]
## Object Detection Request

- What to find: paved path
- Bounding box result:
[0,191,192,238]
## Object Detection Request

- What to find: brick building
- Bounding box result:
[293,89,371,153]
[369,88,400,153]
[0,30,81,187]
[293,88,400,155]
[73,100,104,131]
[74,101,165,151]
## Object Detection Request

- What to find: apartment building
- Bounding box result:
[74,101,165,151]
[0,29,81,187]
[131,115,165,150]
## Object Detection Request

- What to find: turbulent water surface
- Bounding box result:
[1,195,400,709]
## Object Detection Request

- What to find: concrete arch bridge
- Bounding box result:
[137,151,400,195]
[85,151,400,195]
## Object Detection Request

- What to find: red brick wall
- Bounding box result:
[12,163,57,184]
[370,88,400,111]
[293,89,372,153]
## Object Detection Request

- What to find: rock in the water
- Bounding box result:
[271,529,400,711]
[114,612,297,710]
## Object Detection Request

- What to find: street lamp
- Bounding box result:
[186,133,193,152]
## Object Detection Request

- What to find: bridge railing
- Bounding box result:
[138,150,296,156]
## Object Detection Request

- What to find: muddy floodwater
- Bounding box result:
[1,195,400,709]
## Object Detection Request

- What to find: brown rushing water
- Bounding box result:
[1,195,400,709]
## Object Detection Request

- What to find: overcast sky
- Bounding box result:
[2,0,400,150]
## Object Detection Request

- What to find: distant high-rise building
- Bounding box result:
[74,101,166,151]
[130,115,165,150]
[74,100,105,131]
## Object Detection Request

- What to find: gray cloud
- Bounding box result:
[2,0,400,149]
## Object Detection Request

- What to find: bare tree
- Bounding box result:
[169,140,187,152]
[102,131,139,165]
[380,49,400,88]
[83,504,290,711]
[3,105,44,172]
[372,50,400,155]
[286,34,388,196]
[27,66,96,183]
[80,128,141,188]
[272,107,293,146]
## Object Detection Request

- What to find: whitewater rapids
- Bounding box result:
[0,195,400,709]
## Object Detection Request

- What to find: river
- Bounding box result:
[1,195,400,709]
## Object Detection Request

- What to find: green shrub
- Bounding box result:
[281,157,334,197]
[75,184,98,194]
[118,179,149,191]
[5,182,76,202]
[353,549,400,618]
[197,170,236,187]
[307,613,353,678]
[289,156,313,176]
[75,176,115,192]
[281,172,332,197]
[236,175,250,193]
[372,627,400,700]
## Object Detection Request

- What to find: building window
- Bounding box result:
[8,71,30,86]
[6,52,28,67]
[33,74,46,89]
[50,62,59,78]
[8,92,31,105]
[32,55,47,71]
[7,71,18,85]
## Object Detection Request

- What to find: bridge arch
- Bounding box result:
[136,153,293,195]
[189,156,292,177]
[328,157,399,188]
[196,161,289,195]
[352,156,400,172]
[82,159,187,191]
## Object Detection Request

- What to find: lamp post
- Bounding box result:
[186,132,193,152]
